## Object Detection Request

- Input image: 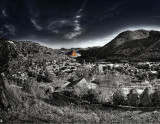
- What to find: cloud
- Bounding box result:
[47,20,68,30]
[148,16,160,19]
[0,30,7,36]
[65,25,82,40]
[74,20,82,32]
[47,15,83,39]
[146,16,160,22]
[4,25,16,35]
[47,20,71,35]
[2,9,8,17]
[97,0,127,21]
[26,2,40,18]
[31,19,42,31]
[0,27,9,36]
[74,25,81,31]
[75,15,82,19]
[65,14,83,39]
[50,30,59,34]
[0,30,3,34]
[65,31,82,40]
[77,0,88,13]
[63,14,83,40]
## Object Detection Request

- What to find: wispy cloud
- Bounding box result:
[146,16,160,22]
[98,0,127,21]
[47,20,68,30]
[31,19,42,31]
[65,0,87,40]
[47,14,83,39]
[26,2,40,18]
[75,15,82,19]
[2,9,8,17]
[64,13,83,39]
[64,20,83,39]
[0,29,7,36]
[77,0,88,13]
[148,16,160,19]
[0,27,9,36]
[50,30,59,34]
[4,25,16,35]
[46,0,87,40]
[65,31,82,40]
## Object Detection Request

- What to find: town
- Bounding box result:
[1,40,160,123]
[5,49,160,106]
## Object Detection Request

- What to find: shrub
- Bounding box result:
[127,89,140,106]
[151,88,160,107]
[73,86,89,98]
[140,88,152,107]
[22,78,36,96]
[22,77,49,99]
[97,88,114,103]
[112,89,126,105]
[82,89,100,103]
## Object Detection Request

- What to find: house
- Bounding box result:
[65,77,98,90]
[74,78,98,90]
[98,64,106,73]
[61,81,71,89]
[106,64,114,70]
[137,62,151,69]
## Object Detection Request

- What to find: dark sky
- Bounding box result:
[1,0,160,48]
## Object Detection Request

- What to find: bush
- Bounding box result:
[73,87,89,98]
[112,89,126,105]
[22,78,49,99]
[97,89,114,103]
[22,78,36,96]
[127,89,140,106]
[140,88,152,107]
[82,89,100,103]
[73,87,100,103]
[151,88,160,107]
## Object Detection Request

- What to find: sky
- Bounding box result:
[1,0,160,48]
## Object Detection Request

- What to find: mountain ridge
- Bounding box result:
[78,29,160,62]
[1,29,160,65]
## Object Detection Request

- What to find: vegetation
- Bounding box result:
[1,76,160,123]
[1,36,160,123]
[78,30,160,62]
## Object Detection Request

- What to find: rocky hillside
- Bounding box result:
[0,37,66,73]
[79,30,160,62]
[0,37,19,73]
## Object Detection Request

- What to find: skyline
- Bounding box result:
[1,0,160,48]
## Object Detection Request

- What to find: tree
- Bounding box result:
[112,89,126,105]
[127,89,140,106]
[140,88,152,107]
[151,88,160,107]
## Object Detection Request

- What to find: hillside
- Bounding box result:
[1,37,160,123]
[78,30,160,62]
[0,37,67,74]
[0,37,19,73]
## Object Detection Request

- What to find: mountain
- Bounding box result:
[78,29,160,62]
